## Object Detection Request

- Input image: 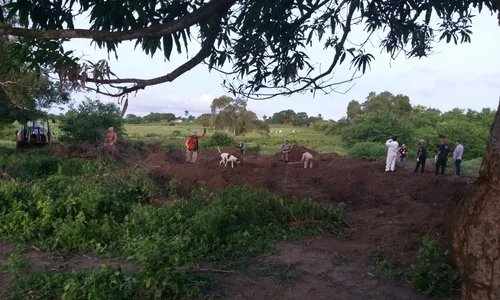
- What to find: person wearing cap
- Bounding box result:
[105,127,117,150]
[435,137,451,176]
[185,128,206,163]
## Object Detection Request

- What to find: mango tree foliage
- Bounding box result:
[0,36,70,127]
[0,0,496,100]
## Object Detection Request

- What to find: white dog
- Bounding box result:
[217,147,241,168]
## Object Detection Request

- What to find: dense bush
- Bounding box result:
[204,132,235,148]
[341,111,414,148]
[2,150,117,180]
[347,142,387,162]
[59,98,125,142]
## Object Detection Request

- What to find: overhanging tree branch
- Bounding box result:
[92,13,223,97]
[0,0,236,41]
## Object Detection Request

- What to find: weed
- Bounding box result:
[369,236,460,298]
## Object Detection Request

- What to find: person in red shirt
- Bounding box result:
[185,128,206,163]
[105,127,117,150]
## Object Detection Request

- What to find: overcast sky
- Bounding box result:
[50,9,500,121]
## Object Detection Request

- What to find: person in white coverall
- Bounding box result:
[385,136,399,172]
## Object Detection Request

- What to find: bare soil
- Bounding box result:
[1,144,474,299]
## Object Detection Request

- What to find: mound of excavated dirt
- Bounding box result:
[49,141,149,168]
[272,145,319,162]
[140,146,472,264]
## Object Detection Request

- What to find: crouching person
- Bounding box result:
[302,152,313,168]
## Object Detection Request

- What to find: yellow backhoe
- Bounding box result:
[15,118,56,152]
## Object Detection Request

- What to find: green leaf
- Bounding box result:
[163,35,173,61]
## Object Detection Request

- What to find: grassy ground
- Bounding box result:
[124,123,346,155]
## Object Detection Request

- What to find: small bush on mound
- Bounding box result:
[245,144,261,154]
[59,98,125,142]
[204,132,234,148]
[347,142,387,161]
[163,141,183,153]
[171,130,182,136]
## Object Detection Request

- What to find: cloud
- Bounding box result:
[124,92,215,116]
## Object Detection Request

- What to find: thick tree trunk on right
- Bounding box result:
[452,99,500,300]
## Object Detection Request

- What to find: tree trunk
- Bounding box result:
[452,99,500,300]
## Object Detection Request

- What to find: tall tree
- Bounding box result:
[346,100,362,122]
[1,1,500,298]
[210,95,267,136]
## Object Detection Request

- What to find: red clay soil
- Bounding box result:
[141,146,472,264]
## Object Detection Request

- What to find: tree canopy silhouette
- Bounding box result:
[0,0,497,100]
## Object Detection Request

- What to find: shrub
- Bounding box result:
[204,132,234,148]
[3,151,118,181]
[59,98,124,142]
[168,122,176,126]
[347,142,387,162]
[435,120,488,159]
[171,130,182,136]
[341,111,414,148]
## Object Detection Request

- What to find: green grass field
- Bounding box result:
[124,123,346,155]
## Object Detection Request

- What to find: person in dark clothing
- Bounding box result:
[435,138,450,175]
[398,144,408,167]
[414,139,427,174]
[239,141,245,155]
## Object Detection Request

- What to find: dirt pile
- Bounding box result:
[140,146,472,263]
[273,145,319,162]
[49,141,149,167]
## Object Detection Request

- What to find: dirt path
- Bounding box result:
[201,237,431,300]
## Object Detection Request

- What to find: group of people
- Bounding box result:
[106,127,466,176]
[183,131,314,169]
[385,136,465,176]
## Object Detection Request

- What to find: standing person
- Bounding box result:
[281,140,292,163]
[239,140,245,155]
[398,144,409,167]
[185,128,206,164]
[453,140,464,176]
[105,127,118,151]
[385,136,399,172]
[301,151,314,168]
[435,138,451,176]
[414,139,427,174]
